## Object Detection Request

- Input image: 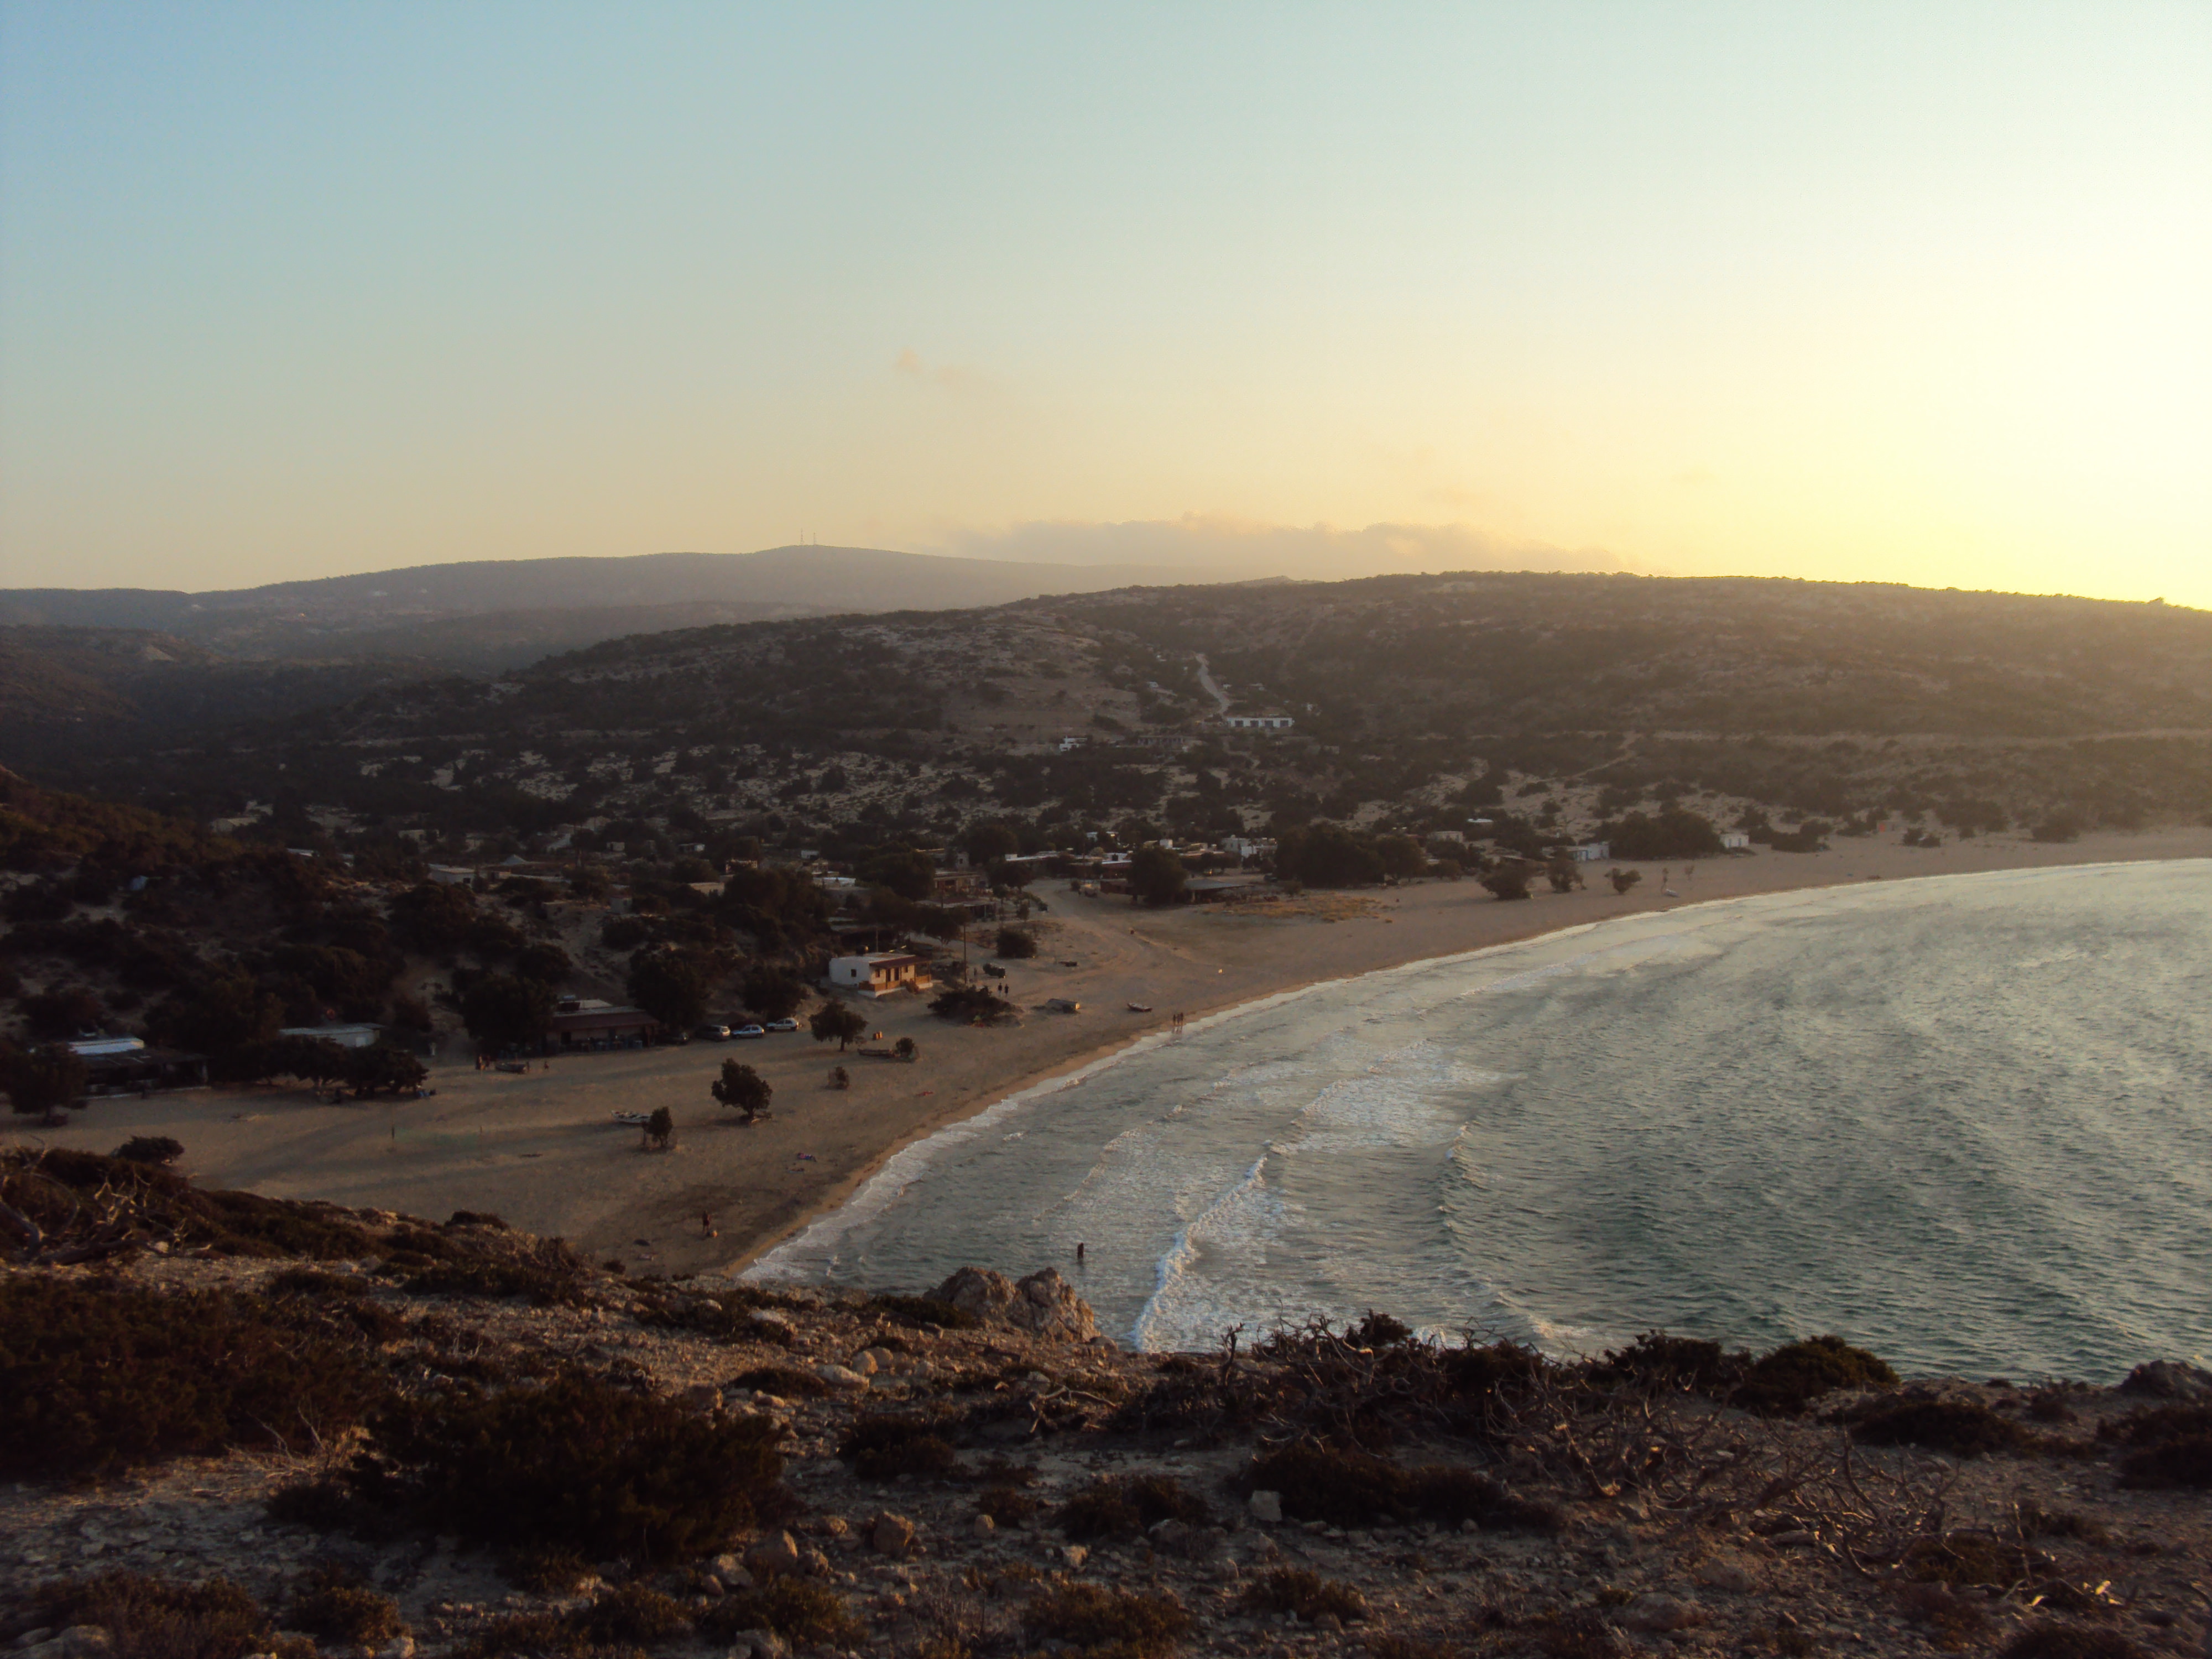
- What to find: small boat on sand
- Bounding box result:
[1126,1002,1154,1012]
[611,1110,651,1127]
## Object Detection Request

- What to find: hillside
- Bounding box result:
[11,571,2201,869]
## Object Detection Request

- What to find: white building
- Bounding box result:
[1720,832,1752,851]
[1222,714,1295,731]
[1567,842,1611,863]
[279,1023,384,1049]
[826,953,934,998]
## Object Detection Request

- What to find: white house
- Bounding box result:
[1720,832,1752,851]
[1222,714,1295,731]
[279,1023,384,1049]
[1567,842,1611,863]
[826,953,933,998]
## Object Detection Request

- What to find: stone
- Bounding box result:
[974,1514,997,1536]
[871,1514,917,1556]
[59,1632,112,1659]
[1313,1612,1344,1633]
[684,1383,721,1412]
[818,1516,850,1538]
[711,1554,757,1589]
[1247,1491,1282,1525]
[1623,1595,1705,1634]
[1695,1561,1755,1593]
[800,1547,833,1577]
[745,1532,803,1578]
[859,1347,895,1370]
[848,1352,879,1376]
[1062,1544,1089,1569]
[375,1639,416,1659]
[2119,1360,2212,1401]
[929,1266,1099,1343]
[813,1364,870,1391]
[727,1631,786,1659]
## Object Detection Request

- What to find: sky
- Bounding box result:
[2,3,2208,606]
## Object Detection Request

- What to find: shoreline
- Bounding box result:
[732,841,2212,1285]
[11,827,2210,1280]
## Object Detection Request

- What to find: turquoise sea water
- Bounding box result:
[748,862,2212,1380]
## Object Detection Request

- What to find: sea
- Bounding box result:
[746,861,2212,1382]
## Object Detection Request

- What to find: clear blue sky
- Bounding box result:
[3,2,2207,603]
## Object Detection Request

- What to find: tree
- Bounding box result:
[644,1106,675,1151]
[862,848,937,902]
[1608,868,1642,895]
[22,984,106,1041]
[512,942,573,987]
[711,1058,773,1124]
[1373,834,1428,881]
[893,1036,917,1061]
[1545,858,1585,893]
[460,973,555,1052]
[828,1065,851,1090]
[1599,808,1723,861]
[3,1042,86,1120]
[740,965,806,1020]
[347,1042,429,1097]
[808,1001,868,1051]
[929,984,1015,1024]
[2031,812,2082,843]
[1128,844,1188,906]
[263,1035,352,1089]
[995,926,1039,959]
[960,821,1021,867]
[627,950,712,1032]
[1274,823,1385,888]
[1480,868,1533,901]
[113,1135,184,1165]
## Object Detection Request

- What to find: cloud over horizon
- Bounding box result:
[928,513,1632,582]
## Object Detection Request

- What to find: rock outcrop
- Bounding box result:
[929,1265,1098,1343]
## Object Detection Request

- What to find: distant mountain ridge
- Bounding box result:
[0,545,1247,668]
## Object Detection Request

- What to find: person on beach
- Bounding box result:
[1077,1243,1086,1265]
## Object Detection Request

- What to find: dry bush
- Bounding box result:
[0,1275,384,1482]
[286,1567,406,1647]
[1237,1567,1369,1623]
[1899,1532,2044,1589]
[1246,1443,1558,1532]
[978,1485,1041,1526]
[839,1411,961,1480]
[726,1363,828,1397]
[1057,1473,1211,1540]
[1734,1335,1897,1416]
[1532,1609,1631,1659]
[2001,1624,2151,1659]
[1893,1582,1993,1650]
[697,1579,864,1647]
[502,1545,595,1594]
[1850,1396,2027,1458]
[348,1374,790,1562]
[1593,1333,1741,1393]
[2101,1403,2212,1489]
[1021,1583,1192,1655]
[23,1572,273,1659]
[565,1584,691,1644]
[2016,1502,2111,1545]
[865,1292,980,1331]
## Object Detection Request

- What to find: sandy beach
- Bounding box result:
[12,826,2209,1281]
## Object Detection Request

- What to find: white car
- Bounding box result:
[732,1023,767,1039]
[765,1018,800,1033]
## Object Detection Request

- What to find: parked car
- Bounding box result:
[764,1018,800,1032]
[692,1022,729,1041]
[732,1023,767,1040]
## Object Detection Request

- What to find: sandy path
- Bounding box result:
[12,827,2208,1279]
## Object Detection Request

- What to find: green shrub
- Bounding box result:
[978,1484,1040,1526]
[1237,1567,1368,1623]
[1021,1583,1192,1655]
[113,1136,185,1166]
[349,1375,789,1562]
[1596,1332,1740,1392]
[25,1572,272,1659]
[1734,1334,1896,1415]
[698,1580,864,1647]
[1851,1397,2026,1458]
[1056,1473,1211,1540]
[0,1276,383,1482]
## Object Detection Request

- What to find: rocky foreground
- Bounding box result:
[2,1150,2208,1659]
